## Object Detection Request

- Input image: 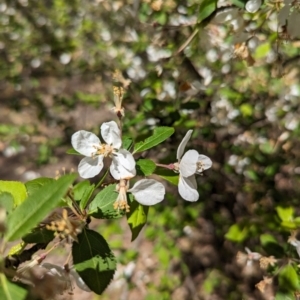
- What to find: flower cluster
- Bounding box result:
[72,122,212,208]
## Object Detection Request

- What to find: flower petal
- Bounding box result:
[71,130,101,157]
[101,121,122,149]
[78,156,103,178]
[197,154,212,172]
[180,149,198,177]
[70,269,91,292]
[176,130,193,160]
[129,179,165,205]
[178,175,199,202]
[110,150,136,180]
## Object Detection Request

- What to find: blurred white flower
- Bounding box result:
[114,178,165,211]
[245,0,261,13]
[174,130,212,202]
[72,121,136,179]
[41,263,91,292]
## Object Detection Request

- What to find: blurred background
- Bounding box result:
[1,0,300,299]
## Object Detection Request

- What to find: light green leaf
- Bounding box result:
[278,264,300,291]
[66,148,81,155]
[5,174,76,241]
[127,195,149,241]
[136,159,156,176]
[0,192,14,213]
[88,184,125,219]
[198,0,217,24]
[0,274,27,300]
[240,103,253,117]
[275,291,295,300]
[72,229,116,295]
[225,224,248,243]
[254,42,271,59]
[73,181,95,210]
[133,127,174,154]
[276,206,294,222]
[25,177,55,197]
[156,168,179,185]
[122,136,133,150]
[0,181,27,207]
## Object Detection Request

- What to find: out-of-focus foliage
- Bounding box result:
[1,0,300,299]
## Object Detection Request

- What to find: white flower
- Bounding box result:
[71,121,136,179]
[114,178,165,211]
[175,130,212,202]
[41,263,91,292]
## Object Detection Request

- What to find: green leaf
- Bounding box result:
[73,181,95,210]
[240,103,253,117]
[254,42,271,59]
[198,0,217,24]
[5,174,76,241]
[88,184,125,219]
[122,136,133,150]
[278,264,300,291]
[0,192,14,213]
[230,0,247,8]
[133,127,174,154]
[0,181,27,207]
[260,234,284,257]
[66,148,81,155]
[0,274,28,300]
[155,168,179,185]
[22,228,55,244]
[72,229,116,295]
[225,224,248,243]
[136,159,156,176]
[127,195,149,241]
[25,177,55,197]
[275,291,295,300]
[276,206,294,222]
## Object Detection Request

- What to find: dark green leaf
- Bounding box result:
[22,228,55,244]
[198,0,217,24]
[127,195,149,241]
[133,127,174,154]
[88,184,125,219]
[155,168,179,185]
[136,159,156,176]
[5,174,76,241]
[72,229,116,295]
[0,181,27,207]
[122,136,133,150]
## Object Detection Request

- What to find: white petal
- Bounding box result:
[197,154,212,172]
[101,121,122,149]
[178,175,199,202]
[78,156,103,178]
[129,179,165,206]
[177,130,193,160]
[180,150,198,177]
[71,130,101,157]
[110,150,136,180]
[70,269,91,292]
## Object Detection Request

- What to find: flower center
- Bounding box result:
[114,179,130,212]
[93,144,114,158]
[196,161,206,173]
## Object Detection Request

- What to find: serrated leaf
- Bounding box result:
[66,148,81,155]
[0,274,28,300]
[72,229,116,295]
[127,195,149,241]
[133,127,174,154]
[22,228,55,244]
[155,168,179,185]
[0,181,27,207]
[73,181,95,210]
[25,177,55,197]
[136,159,156,176]
[0,192,14,213]
[88,184,124,219]
[278,264,300,291]
[198,0,217,23]
[5,174,76,241]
